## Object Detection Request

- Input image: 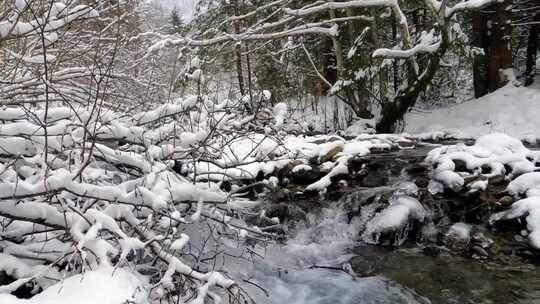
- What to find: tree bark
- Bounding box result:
[472,11,489,98]
[232,0,245,96]
[487,0,513,91]
[323,39,338,93]
[376,25,450,133]
[472,1,513,97]
[328,5,344,74]
[525,13,540,86]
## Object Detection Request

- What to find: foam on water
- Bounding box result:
[226,193,429,304]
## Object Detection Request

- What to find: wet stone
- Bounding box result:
[406,164,428,176]
[453,159,468,172]
[414,177,429,188]
[318,146,343,163]
[498,195,514,206]
[289,166,323,185]
[463,175,485,185]
[488,175,506,185]
[481,164,492,174]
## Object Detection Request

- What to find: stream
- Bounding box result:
[225,144,540,304]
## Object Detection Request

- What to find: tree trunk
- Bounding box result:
[487,0,513,91]
[472,1,513,97]
[472,11,489,98]
[323,39,337,93]
[372,11,388,105]
[525,13,540,86]
[391,14,400,92]
[245,43,254,106]
[328,5,344,74]
[232,0,245,96]
[376,26,450,133]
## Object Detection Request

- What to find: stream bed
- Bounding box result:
[228,143,540,304]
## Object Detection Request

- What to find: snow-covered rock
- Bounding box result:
[0,267,147,304]
[425,133,540,191]
[362,195,426,245]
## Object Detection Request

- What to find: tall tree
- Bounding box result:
[170,8,185,34]
[525,11,540,86]
[472,0,514,97]
[144,0,505,132]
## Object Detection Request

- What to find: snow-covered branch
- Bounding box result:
[446,0,499,17]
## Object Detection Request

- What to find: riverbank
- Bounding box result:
[405,84,540,141]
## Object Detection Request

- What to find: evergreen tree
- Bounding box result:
[170,8,184,34]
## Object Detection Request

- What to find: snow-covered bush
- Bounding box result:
[0,1,294,303]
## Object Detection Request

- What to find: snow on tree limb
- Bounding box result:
[283,0,398,16]
[0,4,99,40]
[446,0,500,17]
[373,30,442,58]
[144,24,338,52]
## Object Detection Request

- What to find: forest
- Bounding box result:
[0,0,539,303]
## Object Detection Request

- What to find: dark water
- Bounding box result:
[351,246,540,304]
[233,144,540,304]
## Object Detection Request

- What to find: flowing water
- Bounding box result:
[225,146,540,304]
[230,193,430,304]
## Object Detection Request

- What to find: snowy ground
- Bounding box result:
[0,77,538,303]
[405,84,540,141]
[0,267,146,304]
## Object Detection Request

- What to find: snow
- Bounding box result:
[273,102,288,128]
[23,54,57,64]
[474,133,529,155]
[4,1,538,298]
[362,195,426,244]
[425,132,540,249]
[425,133,540,191]
[190,198,204,222]
[187,68,203,81]
[0,4,99,39]
[170,233,190,251]
[132,96,197,125]
[305,160,348,192]
[263,90,272,101]
[0,254,46,279]
[373,29,440,58]
[446,222,472,241]
[0,267,147,304]
[394,181,419,196]
[50,2,67,17]
[15,0,27,11]
[447,0,499,17]
[187,132,402,186]
[469,179,488,191]
[180,131,198,147]
[345,118,376,135]
[405,84,540,140]
[506,173,540,197]
[433,170,464,191]
[491,196,540,249]
[292,164,312,173]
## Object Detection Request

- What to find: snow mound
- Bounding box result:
[506,172,540,197]
[362,195,426,244]
[405,84,540,140]
[491,196,540,249]
[426,133,540,249]
[273,102,288,128]
[446,222,472,241]
[0,267,147,304]
[425,133,540,192]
